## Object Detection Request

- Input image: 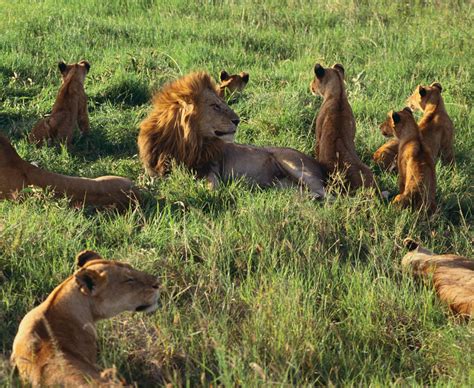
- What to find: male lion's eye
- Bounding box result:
[211,103,221,111]
[124,278,135,284]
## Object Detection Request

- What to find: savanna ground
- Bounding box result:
[0,0,473,386]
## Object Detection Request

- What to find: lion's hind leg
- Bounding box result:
[29,119,51,146]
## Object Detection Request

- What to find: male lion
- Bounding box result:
[29,60,91,146]
[138,72,327,199]
[218,70,249,98]
[385,108,436,213]
[402,239,473,318]
[310,63,375,190]
[0,135,139,208]
[373,82,455,170]
[11,250,160,386]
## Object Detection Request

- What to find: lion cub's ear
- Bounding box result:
[58,61,67,73]
[402,107,413,115]
[76,250,103,267]
[431,82,442,92]
[314,63,325,79]
[332,63,345,77]
[220,70,230,82]
[391,111,401,124]
[419,86,427,97]
[240,72,249,83]
[75,268,108,296]
[81,60,91,73]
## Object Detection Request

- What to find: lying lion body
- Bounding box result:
[29,61,90,146]
[387,108,436,213]
[310,63,374,190]
[11,250,160,387]
[138,71,327,198]
[0,135,138,208]
[373,82,454,170]
[402,241,473,317]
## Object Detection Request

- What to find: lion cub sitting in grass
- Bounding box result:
[11,250,160,387]
[218,70,249,98]
[29,60,91,146]
[310,63,375,190]
[385,107,436,213]
[373,82,455,170]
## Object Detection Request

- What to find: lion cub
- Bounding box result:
[29,60,91,146]
[310,63,375,190]
[387,108,436,213]
[218,70,249,98]
[373,82,455,169]
[11,250,160,387]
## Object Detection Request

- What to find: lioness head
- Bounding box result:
[385,107,418,140]
[406,82,443,111]
[58,60,90,84]
[219,70,249,97]
[310,63,345,97]
[74,250,160,319]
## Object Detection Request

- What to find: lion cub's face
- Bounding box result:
[74,251,160,319]
[310,63,345,97]
[406,82,443,111]
[197,87,240,142]
[386,107,418,140]
[58,60,90,84]
[219,70,249,96]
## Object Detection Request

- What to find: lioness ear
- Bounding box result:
[403,238,419,252]
[76,250,102,267]
[75,268,108,296]
[314,64,325,79]
[241,72,249,83]
[431,82,442,92]
[220,70,230,82]
[332,63,345,77]
[391,111,401,124]
[58,61,67,73]
[419,87,427,97]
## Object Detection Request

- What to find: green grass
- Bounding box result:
[1,0,473,385]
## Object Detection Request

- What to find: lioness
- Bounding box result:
[0,135,139,208]
[11,250,160,387]
[310,63,375,190]
[373,82,455,169]
[402,239,473,318]
[138,72,327,199]
[29,60,91,146]
[218,70,249,98]
[385,108,436,213]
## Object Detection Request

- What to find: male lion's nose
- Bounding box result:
[231,119,240,126]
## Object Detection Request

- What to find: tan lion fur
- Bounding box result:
[310,63,375,190]
[218,70,249,98]
[373,82,455,170]
[402,240,473,318]
[29,60,90,146]
[0,135,139,208]
[11,250,160,387]
[138,72,327,198]
[386,108,436,213]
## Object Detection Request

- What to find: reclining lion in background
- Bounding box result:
[11,250,160,386]
[310,63,375,191]
[29,60,91,146]
[402,239,473,318]
[0,135,139,208]
[373,82,455,170]
[138,72,327,199]
[218,70,249,98]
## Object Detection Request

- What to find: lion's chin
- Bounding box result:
[214,131,236,143]
[135,302,159,314]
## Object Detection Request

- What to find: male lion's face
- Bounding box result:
[58,60,90,84]
[196,88,240,142]
[74,251,160,320]
[310,63,345,97]
[388,107,418,140]
[219,70,249,97]
[406,82,442,112]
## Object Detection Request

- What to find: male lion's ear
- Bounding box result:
[391,111,401,124]
[75,268,108,296]
[220,70,230,82]
[431,82,442,92]
[76,250,102,267]
[58,61,67,73]
[332,63,345,77]
[314,64,325,79]
[419,86,427,97]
